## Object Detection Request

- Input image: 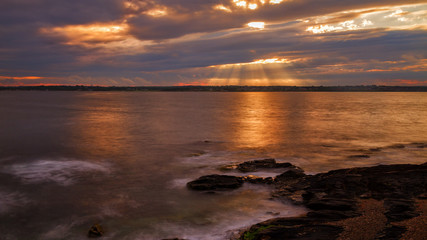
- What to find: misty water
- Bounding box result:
[0,91,426,240]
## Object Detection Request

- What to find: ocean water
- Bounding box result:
[0,91,426,239]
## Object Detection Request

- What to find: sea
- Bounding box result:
[0,91,426,239]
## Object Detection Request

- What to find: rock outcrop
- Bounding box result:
[187,174,244,190]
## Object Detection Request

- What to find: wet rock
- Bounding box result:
[218,164,237,171]
[187,175,243,191]
[274,169,305,183]
[416,143,427,148]
[88,224,104,238]
[376,225,407,240]
[305,198,357,211]
[239,217,343,240]
[384,199,419,222]
[306,209,360,220]
[348,154,370,158]
[369,147,382,152]
[242,175,273,184]
[239,162,427,240]
[237,159,293,172]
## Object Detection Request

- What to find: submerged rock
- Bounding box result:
[187,174,243,191]
[237,159,293,172]
[88,224,104,238]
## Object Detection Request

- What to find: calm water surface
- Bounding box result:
[0,92,426,239]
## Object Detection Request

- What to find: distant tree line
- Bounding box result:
[0,85,426,92]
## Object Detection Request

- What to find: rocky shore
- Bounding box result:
[187,159,427,240]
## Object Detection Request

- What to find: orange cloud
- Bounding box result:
[0,76,44,80]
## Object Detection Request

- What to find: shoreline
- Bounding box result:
[187,158,427,240]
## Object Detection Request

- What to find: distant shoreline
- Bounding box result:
[1,85,427,92]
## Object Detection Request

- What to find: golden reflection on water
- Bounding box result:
[70,94,134,159]
[234,92,283,149]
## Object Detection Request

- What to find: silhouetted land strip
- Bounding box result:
[1,85,427,92]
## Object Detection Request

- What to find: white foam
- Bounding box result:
[3,159,111,186]
[168,178,193,189]
[0,190,31,214]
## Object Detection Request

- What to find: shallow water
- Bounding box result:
[0,91,426,239]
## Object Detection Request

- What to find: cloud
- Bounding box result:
[126,0,426,40]
[0,0,426,86]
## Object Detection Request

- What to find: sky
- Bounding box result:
[0,0,426,86]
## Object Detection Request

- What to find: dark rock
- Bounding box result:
[218,164,237,171]
[239,217,343,240]
[384,199,419,222]
[88,224,104,238]
[389,144,405,149]
[239,162,427,240]
[348,154,370,158]
[369,147,382,152]
[306,209,360,220]
[305,198,357,211]
[237,159,293,172]
[274,169,306,183]
[376,225,407,240]
[242,175,274,184]
[187,175,243,191]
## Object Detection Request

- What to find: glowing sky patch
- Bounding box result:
[41,23,129,44]
[270,0,284,4]
[215,4,232,12]
[212,58,291,68]
[248,3,258,10]
[306,4,427,34]
[248,22,265,29]
[0,76,44,80]
[145,8,168,17]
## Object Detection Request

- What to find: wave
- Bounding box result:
[2,158,111,186]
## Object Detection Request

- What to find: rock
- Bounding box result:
[88,224,104,238]
[237,159,293,172]
[187,175,243,191]
[306,209,360,220]
[348,154,370,158]
[376,225,407,240]
[242,175,273,184]
[239,162,427,240]
[305,198,357,211]
[369,147,382,152]
[239,217,343,240]
[389,144,405,149]
[274,169,305,183]
[218,165,237,171]
[384,199,419,222]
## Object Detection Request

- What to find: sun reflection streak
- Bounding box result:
[234,92,280,149]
